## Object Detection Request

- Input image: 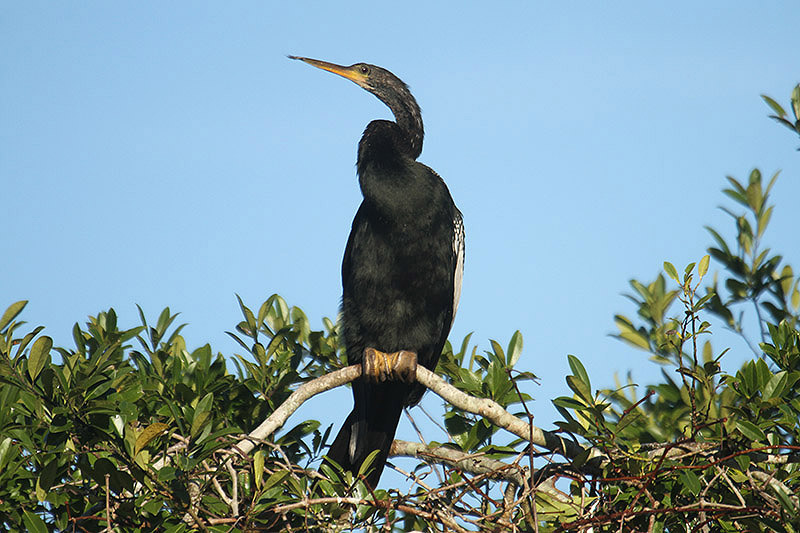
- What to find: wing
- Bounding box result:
[451,209,465,326]
[340,204,365,294]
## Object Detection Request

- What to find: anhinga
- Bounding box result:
[290,56,464,488]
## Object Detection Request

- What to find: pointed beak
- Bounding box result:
[288,55,368,88]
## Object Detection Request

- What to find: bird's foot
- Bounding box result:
[363,347,417,383]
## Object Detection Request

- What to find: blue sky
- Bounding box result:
[3,2,799,481]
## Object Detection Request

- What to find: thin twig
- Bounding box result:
[105,473,111,533]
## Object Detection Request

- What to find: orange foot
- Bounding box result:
[363,347,418,383]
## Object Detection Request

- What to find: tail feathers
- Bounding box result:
[323,403,404,489]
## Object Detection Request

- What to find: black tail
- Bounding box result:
[323,382,406,489]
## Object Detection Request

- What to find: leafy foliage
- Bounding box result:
[762,84,800,149]
[1,86,799,531]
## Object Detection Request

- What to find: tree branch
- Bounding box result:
[227,363,596,467]
[390,440,572,504]
[390,439,526,487]
[231,365,361,456]
[415,365,599,465]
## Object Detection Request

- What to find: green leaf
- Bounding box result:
[458,368,483,394]
[156,307,173,334]
[134,422,169,456]
[489,339,505,361]
[257,300,271,327]
[0,437,12,473]
[567,354,591,391]
[254,449,265,489]
[745,182,762,212]
[566,375,592,404]
[754,358,772,388]
[680,470,702,496]
[663,261,678,283]
[488,359,506,397]
[236,294,257,333]
[694,292,714,311]
[506,330,523,367]
[191,392,214,437]
[262,469,289,492]
[762,94,786,117]
[762,371,787,401]
[27,336,52,382]
[769,115,798,132]
[357,449,381,480]
[614,316,651,351]
[156,465,176,482]
[38,459,60,493]
[722,187,747,207]
[0,300,27,332]
[734,454,750,471]
[771,481,797,514]
[778,265,794,296]
[757,205,774,239]
[552,396,588,410]
[276,296,289,322]
[22,511,47,533]
[705,226,732,256]
[736,420,766,442]
[697,255,709,278]
[725,175,746,195]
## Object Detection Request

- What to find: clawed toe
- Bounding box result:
[363,347,418,383]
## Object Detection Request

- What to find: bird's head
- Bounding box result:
[289,55,424,158]
[288,56,404,96]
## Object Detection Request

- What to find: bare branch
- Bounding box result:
[271,496,470,533]
[391,439,527,487]
[415,365,598,464]
[231,365,361,456]
[226,363,600,470]
[104,474,111,533]
[750,470,800,511]
[225,460,239,517]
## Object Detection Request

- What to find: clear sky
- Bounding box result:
[3,2,799,482]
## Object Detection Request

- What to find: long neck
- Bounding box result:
[376,87,423,159]
[356,119,426,222]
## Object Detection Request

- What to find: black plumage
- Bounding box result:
[290,57,464,488]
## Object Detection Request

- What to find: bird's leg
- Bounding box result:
[363,347,417,383]
[390,350,417,383]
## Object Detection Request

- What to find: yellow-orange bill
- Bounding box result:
[288,55,366,86]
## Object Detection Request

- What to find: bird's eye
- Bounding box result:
[359,65,369,75]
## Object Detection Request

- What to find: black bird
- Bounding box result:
[290,56,464,488]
